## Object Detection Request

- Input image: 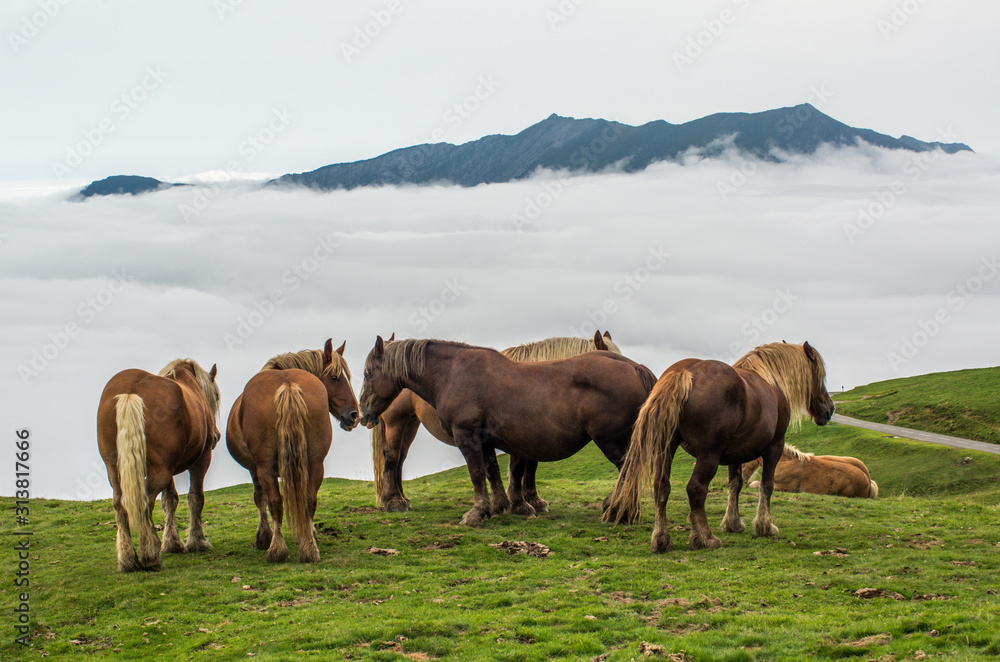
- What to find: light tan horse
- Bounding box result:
[97,359,220,572]
[742,444,878,498]
[371,331,621,513]
[226,340,359,563]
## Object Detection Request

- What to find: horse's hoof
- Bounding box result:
[266,547,289,563]
[254,532,272,550]
[651,533,674,554]
[689,533,723,550]
[509,501,537,518]
[722,518,746,534]
[117,556,143,573]
[161,538,185,554]
[297,546,320,564]
[382,498,413,513]
[491,498,512,516]
[529,499,550,513]
[185,538,212,553]
[459,509,490,526]
[141,557,163,571]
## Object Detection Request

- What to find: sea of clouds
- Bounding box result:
[2,145,998,499]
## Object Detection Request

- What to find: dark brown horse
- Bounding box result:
[742,443,878,498]
[359,337,657,525]
[97,359,220,572]
[372,331,621,514]
[226,340,359,563]
[605,341,834,553]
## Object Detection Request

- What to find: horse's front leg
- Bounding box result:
[184,444,213,552]
[483,445,511,515]
[454,428,492,526]
[753,441,782,538]
[721,463,746,533]
[505,455,535,517]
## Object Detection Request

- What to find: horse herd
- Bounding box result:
[96,332,874,573]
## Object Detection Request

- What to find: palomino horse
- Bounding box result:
[226,340,359,563]
[359,337,657,525]
[372,331,621,514]
[742,443,878,498]
[605,341,835,552]
[97,359,220,572]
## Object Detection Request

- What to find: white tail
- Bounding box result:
[115,394,149,535]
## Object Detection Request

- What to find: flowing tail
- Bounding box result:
[115,394,149,537]
[274,383,311,546]
[371,417,387,507]
[868,480,879,498]
[603,369,693,524]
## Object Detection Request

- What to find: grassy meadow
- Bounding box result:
[3,418,999,662]
[835,367,1000,444]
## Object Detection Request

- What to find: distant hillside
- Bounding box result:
[835,366,1000,443]
[270,104,973,191]
[78,175,187,198]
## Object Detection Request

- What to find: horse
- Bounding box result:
[97,358,220,572]
[359,336,657,525]
[371,331,621,514]
[604,341,835,553]
[226,339,359,563]
[742,443,878,498]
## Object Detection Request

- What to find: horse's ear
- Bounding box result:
[803,341,818,362]
[375,335,385,354]
[335,341,346,356]
[209,364,218,381]
[387,332,395,342]
[603,330,612,340]
[593,330,607,351]
[323,338,334,364]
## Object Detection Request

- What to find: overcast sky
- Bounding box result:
[2,2,998,500]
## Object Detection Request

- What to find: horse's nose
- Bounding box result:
[348,410,360,425]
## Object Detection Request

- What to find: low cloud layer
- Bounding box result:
[2,147,998,499]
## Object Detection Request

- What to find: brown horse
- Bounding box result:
[742,443,878,498]
[359,337,657,525]
[226,340,359,563]
[97,358,220,572]
[372,331,621,513]
[605,341,834,553]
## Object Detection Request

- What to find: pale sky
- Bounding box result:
[2,0,998,186]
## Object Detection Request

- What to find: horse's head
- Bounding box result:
[359,333,398,428]
[803,341,835,426]
[320,339,361,431]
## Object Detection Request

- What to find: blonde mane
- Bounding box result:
[781,442,814,462]
[261,349,351,380]
[159,359,220,417]
[501,335,622,361]
[732,342,825,424]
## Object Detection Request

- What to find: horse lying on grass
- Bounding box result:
[742,444,878,498]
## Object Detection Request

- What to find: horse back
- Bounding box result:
[240,369,333,463]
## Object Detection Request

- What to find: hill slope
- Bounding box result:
[835,366,1000,443]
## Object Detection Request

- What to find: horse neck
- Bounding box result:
[170,368,213,418]
[393,341,460,409]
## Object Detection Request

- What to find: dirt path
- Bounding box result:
[831,413,1000,456]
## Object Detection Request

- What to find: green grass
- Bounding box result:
[835,366,1000,444]
[3,422,1000,661]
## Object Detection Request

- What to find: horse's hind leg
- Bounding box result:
[258,469,288,562]
[651,444,679,553]
[522,461,548,513]
[381,415,418,512]
[160,479,185,553]
[721,464,746,534]
[505,455,536,517]
[108,467,142,572]
[184,448,213,552]
[251,474,273,550]
[753,443,782,538]
[686,456,723,550]
[295,463,323,564]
